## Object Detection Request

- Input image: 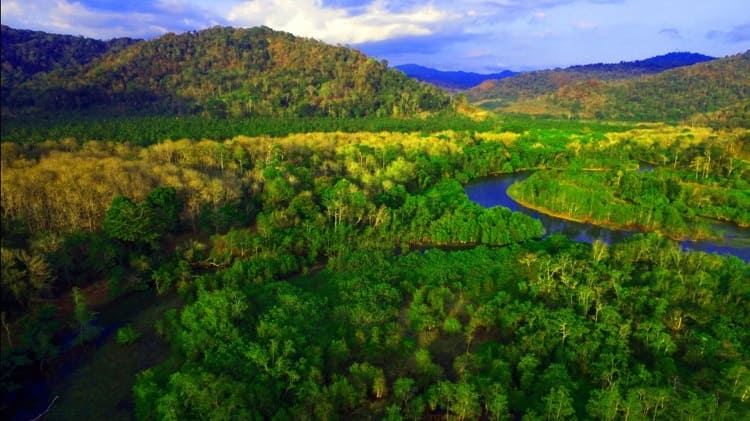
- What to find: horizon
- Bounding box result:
[1,1,749,72]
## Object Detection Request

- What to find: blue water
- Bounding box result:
[465,173,750,262]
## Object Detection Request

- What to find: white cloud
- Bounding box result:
[227,0,453,44]
[1,1,24,16]
[574,21,598,30]
[0,0,219,39]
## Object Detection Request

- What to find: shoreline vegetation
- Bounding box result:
[506,184,716,242]
[505,163,750,243]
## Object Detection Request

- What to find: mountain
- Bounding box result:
[3,26,450,118]
[1,25,140,98]
[565,52,717,73]
[496,51,750,122]
[467,52,716,104]
[685,100,750,129]
[394,64,517,90]
[552,51,749,122]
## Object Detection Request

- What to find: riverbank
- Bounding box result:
[506,185,717,242]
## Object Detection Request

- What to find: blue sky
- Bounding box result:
[2,0,748,72]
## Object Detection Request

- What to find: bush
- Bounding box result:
[116,324,141,345]
[443,317,462,334]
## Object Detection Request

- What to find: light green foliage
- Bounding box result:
[509,133,750,240]
[543,386,575,420]
[443,317,462,335]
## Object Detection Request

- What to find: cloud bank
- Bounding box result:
[227,0,452,44]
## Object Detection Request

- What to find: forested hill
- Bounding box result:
[531,51,750,122]
[394,64,517,90]
[467,52,715,103]
[0,25,140,98]
[3,26,450,118]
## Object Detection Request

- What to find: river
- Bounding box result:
[9,290,181,421]
[465,173,750,262]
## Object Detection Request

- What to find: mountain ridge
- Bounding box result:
[1,25,141,99]
[467,51,716,103]
[2,25,450,118]
[498,51,750,123]
[394,64,518,90]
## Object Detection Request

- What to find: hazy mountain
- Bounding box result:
[394,64,517,90]
[3,26,450,118]
[467,52,716,104]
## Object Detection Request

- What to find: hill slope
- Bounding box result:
[467,52,715,104]
[1,25,140,98]
[520,51,750,122]
[4,26,450,118]
[394,64,517,90]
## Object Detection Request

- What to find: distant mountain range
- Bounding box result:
[394,64,517,90]
[466,52,716,103]
[481,51,750,123]
[2,26,450,118]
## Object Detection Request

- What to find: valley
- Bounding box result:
[1,24,748,421]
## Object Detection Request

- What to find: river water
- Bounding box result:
[465,173,750,262]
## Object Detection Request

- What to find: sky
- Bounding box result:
[2,0,749,72]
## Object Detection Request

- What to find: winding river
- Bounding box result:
[465,173,750,262]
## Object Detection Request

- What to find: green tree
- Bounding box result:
[543,386,575,420]
[72,286,95,343]
[103,196,159,246]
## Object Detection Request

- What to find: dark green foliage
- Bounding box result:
[103,186,182,247]
[103,196,160,245]
[134,239,750,419]
[1,113,492,144]
[1,305,60,397]
[116,324,141,345]
[1,248,54,314]
[144,186,182,234]
[1,25,139,100]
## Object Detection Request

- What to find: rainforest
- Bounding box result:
[1,25,749,421]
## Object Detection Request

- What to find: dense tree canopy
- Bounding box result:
[471,51,750,124]
[3,26,450,118]
[1,25,139,101]
[2,119,748,419]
